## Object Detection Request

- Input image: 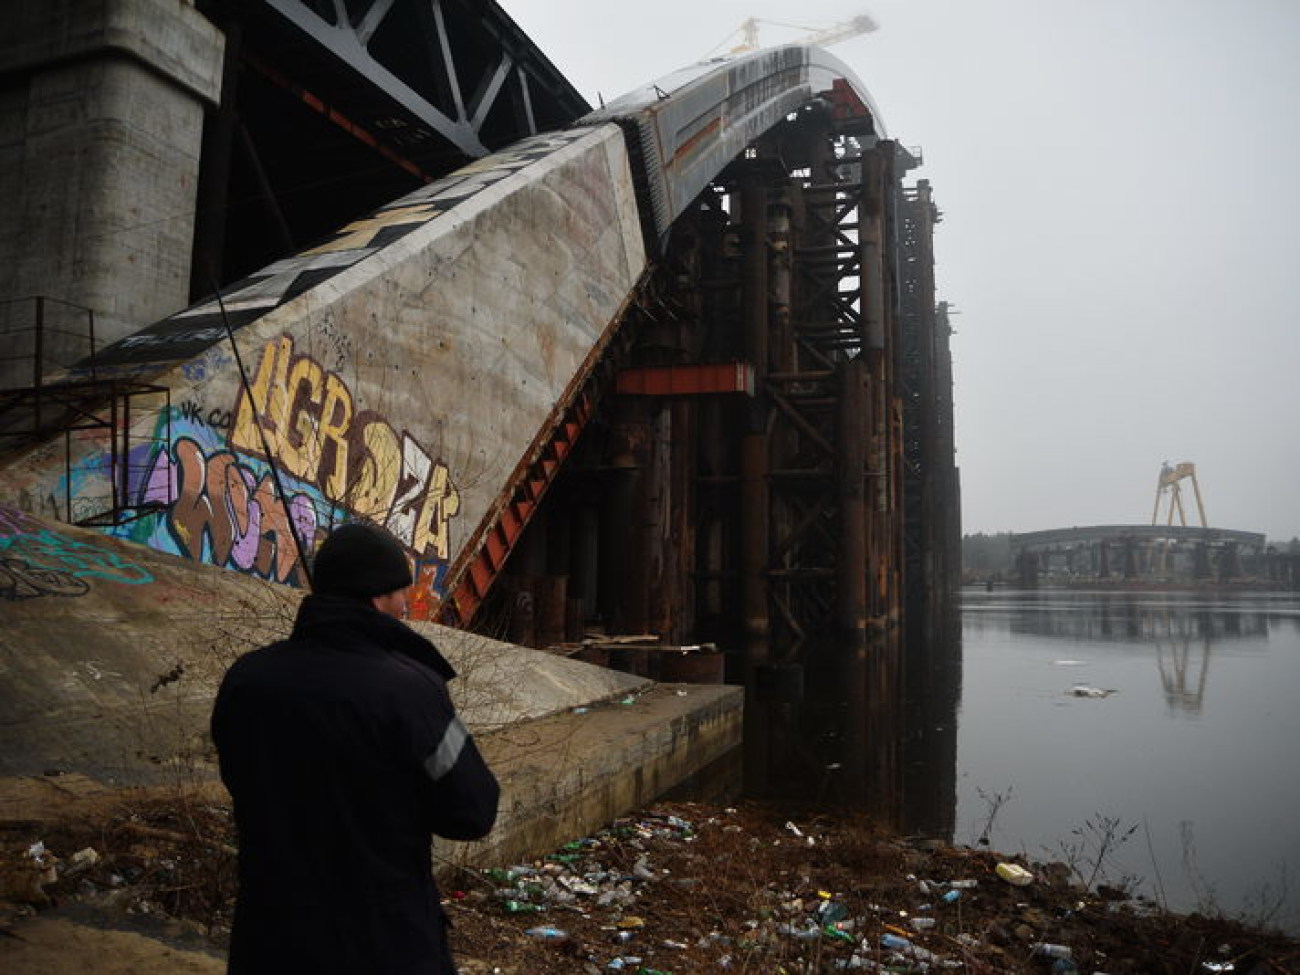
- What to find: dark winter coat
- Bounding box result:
[211,594,499,975]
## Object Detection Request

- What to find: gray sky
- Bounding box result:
[507,0,1300,542]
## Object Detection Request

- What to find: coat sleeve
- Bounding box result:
[402,678,500,841]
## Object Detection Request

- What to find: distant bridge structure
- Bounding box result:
[1010,525,1268,586]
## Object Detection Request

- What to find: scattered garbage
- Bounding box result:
[4,797,1289,975]
[816,899,849,923]
[1031,942,1073,959]
[525,926,568,940]
[334,798,1294,974]
[1069,684,1117,698]
[995,861,1034,886]
[879,932,945,965]
[502,899,544,914]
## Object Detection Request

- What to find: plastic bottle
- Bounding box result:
[525,926,568,940]
[880,933,942,964]
[1031,942,1073,959]
[503,899,543,913]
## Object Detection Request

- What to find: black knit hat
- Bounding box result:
[312,522,413,598]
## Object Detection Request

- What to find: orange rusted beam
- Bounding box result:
[614,362,755,397]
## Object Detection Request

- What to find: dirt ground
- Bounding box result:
[1,776,1296,974]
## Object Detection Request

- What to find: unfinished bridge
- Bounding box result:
[1010,525,1268,586]
[0,0,960,806]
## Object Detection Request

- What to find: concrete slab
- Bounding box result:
[413,623,650,730]
[428,681,743,871]
[0,505,733,831]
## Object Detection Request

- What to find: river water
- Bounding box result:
[953,587,1300,933]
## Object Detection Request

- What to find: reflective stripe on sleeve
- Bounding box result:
[423,716,469,782]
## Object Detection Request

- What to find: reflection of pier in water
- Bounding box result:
[1008,595,1269,715]
[769,614,962,843]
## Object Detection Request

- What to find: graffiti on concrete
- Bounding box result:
[134,436,319,585]
[109,333,461,595]
[0,504,154,587]
[85,128,597,370]
[229,334,461,562]
[0,558,90,600]
[177,400,235,430]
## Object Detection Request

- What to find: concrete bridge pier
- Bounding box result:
[0,1,225,388]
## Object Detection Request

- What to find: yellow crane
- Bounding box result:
[710,13,879,57]
[1151,461,1208,528]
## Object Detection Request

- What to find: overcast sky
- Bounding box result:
[506,0,1300,542]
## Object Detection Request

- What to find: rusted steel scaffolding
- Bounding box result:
[1,0,959,810]
[471,100,958,807]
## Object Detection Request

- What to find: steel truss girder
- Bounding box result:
[764,146,865,648]
[260,0,565,158]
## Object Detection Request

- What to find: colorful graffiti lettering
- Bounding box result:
[230,335,461,561]
[0,558,90,600]
[0,504,155,586]
[105,333,462,598]
[136,436,319,585]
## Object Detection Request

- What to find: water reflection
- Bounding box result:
[747,610,963,845]
[958,588,1300,933]
[998,592,1273,715]
[743,613,967,842]
[1154,619,1211,714]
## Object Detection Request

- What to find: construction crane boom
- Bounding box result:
[718,12,879,56]
[802,14,880,47]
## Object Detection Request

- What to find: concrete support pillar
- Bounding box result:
[0,0,225,388]
[190,16,241,295]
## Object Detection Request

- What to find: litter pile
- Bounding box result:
[1,793,1296,974]
[445,803,1298,975]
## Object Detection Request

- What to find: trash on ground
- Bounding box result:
[1069,684,1117,698]
[995,861,1034,886]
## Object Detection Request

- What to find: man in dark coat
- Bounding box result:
[212,522,499,974]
